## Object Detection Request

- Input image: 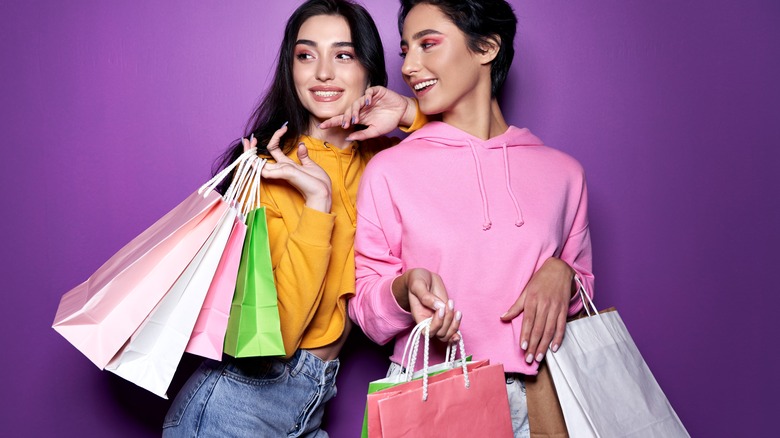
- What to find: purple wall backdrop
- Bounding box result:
[2,0,778,436]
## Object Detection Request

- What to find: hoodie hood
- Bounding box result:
[404,121,544,149]
[404,122,545,230]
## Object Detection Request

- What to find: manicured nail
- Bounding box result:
[345,137,353,142]
[521,340,528,350]
[341,117,346,128]
[351,115,357,124]
[365,97,370,106]
[526,354,534,364]
[552,344,559,352]
[250,133,254,140]
[281,121,289,128]
[500,312,508,319]
[448,299,454,310]
[433,301,445,310]
[536,353,544,362]
[438,308,445,318]
[455,311,462,321]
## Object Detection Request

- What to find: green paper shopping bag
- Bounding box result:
[223,206,285,357]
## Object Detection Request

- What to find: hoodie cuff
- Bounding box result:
[399,99,427,133]
[292,206,336,247]
[374,275,415,329]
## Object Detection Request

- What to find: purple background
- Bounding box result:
[2,0,778,436]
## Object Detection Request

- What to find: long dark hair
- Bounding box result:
[398,0,516,97]
[213,0,387,192]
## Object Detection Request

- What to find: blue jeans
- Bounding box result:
[163,350,339,437]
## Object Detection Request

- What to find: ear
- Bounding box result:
[478,35,501,65]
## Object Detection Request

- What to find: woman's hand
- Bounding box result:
[318,86,417,142]
[393,268,462,343]
[500,257,576,364]
[242,125,332,213]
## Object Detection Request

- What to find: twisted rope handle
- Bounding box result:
[400,318,470,401]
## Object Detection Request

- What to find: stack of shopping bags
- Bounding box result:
[362,318,514,438]
[52,148,284,398]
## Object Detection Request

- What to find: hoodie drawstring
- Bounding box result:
[468,140,492,230]
[502,142,524,227]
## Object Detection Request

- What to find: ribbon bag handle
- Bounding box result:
[574,275,598,317]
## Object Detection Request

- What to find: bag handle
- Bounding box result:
[574,275,598,317]
[401,318,470,401]
[199,147,258,196]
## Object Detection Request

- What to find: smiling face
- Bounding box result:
[293,14,369,128]
[400,4,495,119]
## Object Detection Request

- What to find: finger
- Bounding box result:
[442,303,462,343]
[265,124,290,162]
[345,126,381,142]
[296,143,313,165]
[533,310,559,363]
[319,115,343,130]
[364,86,383,107]
[500,293,525,322]
[519,298,537,363]
[435,299,455,341]
[525,299,552,364]
[242,137,251,152]
[549,309,567,353]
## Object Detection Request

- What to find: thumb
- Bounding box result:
[296,143,312,164]
[500,293,526,322]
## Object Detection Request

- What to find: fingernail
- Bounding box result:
[351,116,357,124]
[536,353,544,362]
[433,301,445,310]
[500,312,508,319]
[448,299,454,310]
[345,137,353,142]
[526,354,534,364]
[250,133,254,140]
[455,311,462,321]
[365,97,370,106]
[341,117,346,128]
[552,344,559,352]
[521,340,528,350]
[281,121,289,128]
[438,308,444,318]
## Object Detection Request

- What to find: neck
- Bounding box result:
[306,118,354,149]
[443,97,508,140]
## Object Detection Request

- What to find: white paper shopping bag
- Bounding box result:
[546,280,689,437]
[105,206,238,398]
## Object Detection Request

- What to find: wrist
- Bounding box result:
[391,272,411,311]
[399,97,417,128]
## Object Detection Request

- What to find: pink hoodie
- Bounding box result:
[349,122,594,374]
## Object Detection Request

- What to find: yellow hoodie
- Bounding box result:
[259,134,393,357]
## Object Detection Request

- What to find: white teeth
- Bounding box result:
[414,79,438,91]
[314,91,341,97]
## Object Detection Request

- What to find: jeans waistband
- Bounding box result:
[289,349,340,384]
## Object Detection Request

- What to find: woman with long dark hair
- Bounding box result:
[162,1,422,436]
[346,0,595,436]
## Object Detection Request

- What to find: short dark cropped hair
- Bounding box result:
[398,0,517,97]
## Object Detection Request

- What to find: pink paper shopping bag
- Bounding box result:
[53,189,227,369]
[185,215,248,360]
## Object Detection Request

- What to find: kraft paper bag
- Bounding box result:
[105,206,237,397]
[546,283,689,438]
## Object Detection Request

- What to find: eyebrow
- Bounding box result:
[400,29,443,47]
[295,39,355,48]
